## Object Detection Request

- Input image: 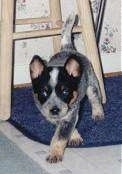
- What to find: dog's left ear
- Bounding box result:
[29,55,46,79]
[64,57,82,77]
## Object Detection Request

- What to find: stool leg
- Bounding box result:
[50,0,62,53]
[0,0,14,120]
[76,0,106,103]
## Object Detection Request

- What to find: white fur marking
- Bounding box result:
[50,68,59,87]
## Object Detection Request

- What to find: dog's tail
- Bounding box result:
[61,12,78,50]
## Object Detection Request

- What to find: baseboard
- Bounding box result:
[104,71,122,77]
[14,71,122,88]
[14,83,32,88]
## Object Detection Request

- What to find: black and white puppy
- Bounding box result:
[29,13,104,163]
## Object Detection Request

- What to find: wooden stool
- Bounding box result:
[0,0,106,120]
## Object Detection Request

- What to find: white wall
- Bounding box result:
[1,0,121,84]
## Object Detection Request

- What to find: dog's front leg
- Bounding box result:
[46,108,78,163]
[46,121,72,163]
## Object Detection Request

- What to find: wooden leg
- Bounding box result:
[50,0,62,53]
[0,0,14,120]
[76,0,106,103]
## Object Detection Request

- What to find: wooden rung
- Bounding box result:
[13,26,82,40]
[15,17,51,25]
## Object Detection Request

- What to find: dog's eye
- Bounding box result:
[38,85,52,104]
[40,86,50,97]
[62,88,69,96]
[55,84,72,103]
[41,88,48,97]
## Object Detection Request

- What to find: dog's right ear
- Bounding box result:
[29,55,46,79]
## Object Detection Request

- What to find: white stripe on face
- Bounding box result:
[49,68,59,87]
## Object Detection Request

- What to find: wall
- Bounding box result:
[99,0,121,73]
[0,0,121,84]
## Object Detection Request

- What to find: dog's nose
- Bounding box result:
[50,106,60,115]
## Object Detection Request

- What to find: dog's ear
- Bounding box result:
[29,55,46,79]
[64,57,82,77]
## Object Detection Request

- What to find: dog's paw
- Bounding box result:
[92,106,104,121]
[68,137,83,147]
[46,154,63,163]
[46,145,64,163]
[68,129,83,147]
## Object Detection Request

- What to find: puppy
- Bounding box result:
[29,13,104,163]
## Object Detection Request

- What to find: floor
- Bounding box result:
[0,121,121,174]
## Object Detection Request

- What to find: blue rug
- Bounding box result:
[9,76,122,147]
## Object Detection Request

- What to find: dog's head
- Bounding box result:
[30,55,82,123]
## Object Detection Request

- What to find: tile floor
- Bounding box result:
[0,121,121,174]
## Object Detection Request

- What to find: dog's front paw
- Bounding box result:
[68,137,83,147]
[68,129,83,147]
[92,106,104,121]
[46,144,64,163]
[46,153,63,163]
